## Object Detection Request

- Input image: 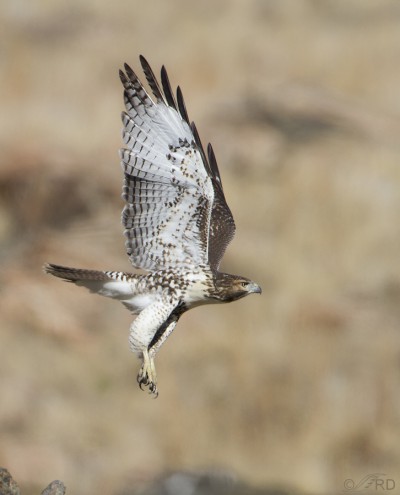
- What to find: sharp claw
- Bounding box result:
[148,382,158,398]
[137,376,158,396]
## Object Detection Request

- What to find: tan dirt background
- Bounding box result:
[1,0,400,493]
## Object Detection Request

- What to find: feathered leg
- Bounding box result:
[137,318,178,397]
[129,300,178,397]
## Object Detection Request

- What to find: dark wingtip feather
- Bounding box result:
[119,69,127,84]
[177,85,190,124]
[126,57,191,123]
[139,54,148,66]
[191,121,212,176]
[207,143,223,188]
[161,65,178,110]
[124,63,137,83]
[139,55,165,103]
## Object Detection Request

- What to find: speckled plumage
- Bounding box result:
[44,56,261,397]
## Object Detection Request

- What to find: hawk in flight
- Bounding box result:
[44,56,261,397]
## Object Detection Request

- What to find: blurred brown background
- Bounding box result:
[1,0,400,494]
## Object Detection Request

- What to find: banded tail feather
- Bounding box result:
[43,263,112,283]
[43,263,138,300]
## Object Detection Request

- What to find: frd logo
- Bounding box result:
[343,474,396,492]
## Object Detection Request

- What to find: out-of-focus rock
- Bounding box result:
[0,468,20,495]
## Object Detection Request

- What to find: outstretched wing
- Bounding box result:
[119,56,235,271]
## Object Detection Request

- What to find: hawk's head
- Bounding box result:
[213,273,262,302]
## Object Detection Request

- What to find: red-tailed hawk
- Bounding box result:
[44,56,261,397]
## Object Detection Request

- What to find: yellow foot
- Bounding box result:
[137,350,158,398]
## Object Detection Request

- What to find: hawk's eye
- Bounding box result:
[241,281,248,288]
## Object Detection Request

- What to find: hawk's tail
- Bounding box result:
[44,263,136,299]
[43,263,111,282]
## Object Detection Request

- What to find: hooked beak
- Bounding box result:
[248,282,262,295]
